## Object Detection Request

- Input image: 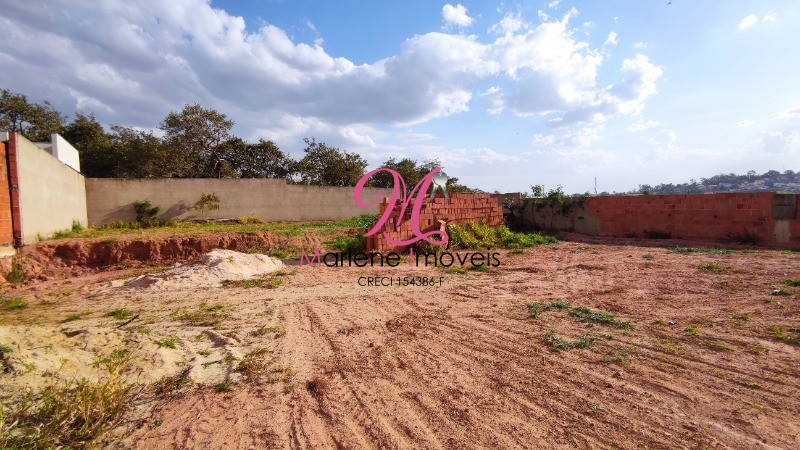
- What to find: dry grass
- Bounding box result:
[0,349,132,448]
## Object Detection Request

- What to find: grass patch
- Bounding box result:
[602,347,630,364]
[268,250,288,259]
[155,336,180,349]
[544,301,571,311]
[697,263,727,273]
[235,349,273,383]
[0,351,130,448]
[569,306,632,329]
[704,341,734,352]
[106,309,134,321]
[768,325,800,345]
[782,278,800,287]
[444,222,557,250]
[642,253,654,260]
[237,216,263,224]
[684,324,701,337]
[771,288,795,296]
[544,330,597,351]
[62,312,90,323]
[42,215,379,241]
[732,313,750,326]
[171,305,230,326]
[215,380,235,393]
[528,303,540,319]
[0,297,28,311]
[326,234,366,253]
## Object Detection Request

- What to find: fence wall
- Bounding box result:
[85,178,384,225]
[502,192,799,246]
[11,133,88,245]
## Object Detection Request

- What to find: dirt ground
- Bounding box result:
[1,238,799,449]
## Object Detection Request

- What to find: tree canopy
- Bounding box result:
[0,87,479,190]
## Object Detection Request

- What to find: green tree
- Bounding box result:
[61,113,112,177]
[0,88,66,141]
[107,126,180,178]
[160,103,234,178]
[294,137,367,186]
[218,138,292,178]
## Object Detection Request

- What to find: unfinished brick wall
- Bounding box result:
[367,193,504,252]
[508,192,799,247]
[0,140,13,251]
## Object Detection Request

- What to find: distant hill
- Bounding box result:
[614,170,800,195]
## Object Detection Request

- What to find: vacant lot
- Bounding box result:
[1,239,799,449]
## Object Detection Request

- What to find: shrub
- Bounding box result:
[446,222,557,250]
[193,193,220,217]
[132,200,160,225]
[237,215,264,224]
[326,234,365,253]
[5,256,29,284]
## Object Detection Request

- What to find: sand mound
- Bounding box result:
[118,249,284,290]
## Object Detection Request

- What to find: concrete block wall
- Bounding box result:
[12,133,88,244]
[85,178,384,225]
[368,193,505,252]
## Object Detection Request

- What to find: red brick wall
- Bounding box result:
[6,133,22,248]
[586,193,776,241]
[506,191,799,246]
[368,193,504,252]
[0,140,14,248]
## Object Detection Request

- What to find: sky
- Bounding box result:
[1,0,799,193]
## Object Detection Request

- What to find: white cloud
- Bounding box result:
[738,120,755,128]
[650,129,677,150]
[489,12,526,35]
[0,0,663,163]
[772,106,800,121]
[442,4,475,27]
[738,13,776,31]
[486,10,663,128]
[303,18,318,33]
[532,126,603,148]
[397,130,436,143]
[604,31,618,46]
[634,41,647,49]
[548,0,560,8]
[738,14,758,30]
[758,130,800,154]
[627,119,660,132]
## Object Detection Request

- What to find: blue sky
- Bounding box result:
[1,0,799,193]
